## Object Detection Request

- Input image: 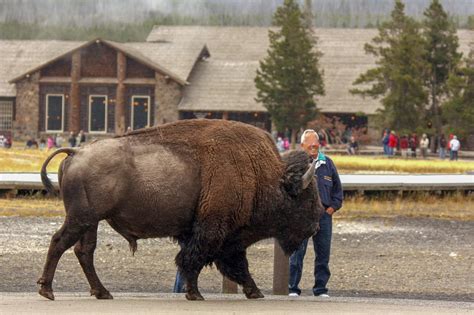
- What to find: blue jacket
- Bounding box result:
[312,155,343,211]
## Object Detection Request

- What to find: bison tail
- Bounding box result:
[41,148,77,196]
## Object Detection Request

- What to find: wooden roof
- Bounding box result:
[1,38,208,96]
[0,40,81,97]
[148,26,473,114]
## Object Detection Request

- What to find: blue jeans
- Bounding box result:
[173,240,186,293]
[173,270,185,293]
[289,212,332,296]
[439,148,446,159]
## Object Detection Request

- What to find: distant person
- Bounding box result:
[77,130,86,146]
[68,132,77,147]
[47,136,55,150]
[276,137,285,152]
[420,134,429,159]
[347,136,358,155]
[448,134,454,160]
[409,133,418,158]
[449,136,460,161]
[388,130,397,156]
[25,137,38,149]
[318,129,328,152]
[400,135,409,159]
[4,136,12,149]
[55,134,64,148]
[283,137,290,151]
[382,129,390,156]
[438,135,447,160]
[39,137,46,150]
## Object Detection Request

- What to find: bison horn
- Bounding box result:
[302,160,317,190]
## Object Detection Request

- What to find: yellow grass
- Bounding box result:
[332,155,474,174]
[1,194,472,220]
[0,197,64,217]
[339,193,474,221]
[0,149,63,172]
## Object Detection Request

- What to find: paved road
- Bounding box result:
[1,293,473,314]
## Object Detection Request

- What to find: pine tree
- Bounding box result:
[442,48,474,140]
[255,0,324,146]
[422,0,462,140]
[351,0,428,131]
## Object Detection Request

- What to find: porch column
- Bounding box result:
[116,51,126,135]
[70,51,81,133]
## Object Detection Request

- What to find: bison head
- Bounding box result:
[276,150,325,255]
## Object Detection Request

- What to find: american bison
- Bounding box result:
[38,119,323,301]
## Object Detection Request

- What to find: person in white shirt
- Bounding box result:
[419,134,430,159]
[449,136,461,161]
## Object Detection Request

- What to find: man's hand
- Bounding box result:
[326,207,335,215]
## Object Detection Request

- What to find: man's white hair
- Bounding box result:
[300,129,319,143]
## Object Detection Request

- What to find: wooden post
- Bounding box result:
[70,51,81,133]
[222,276,238,294]
[116,51,126,134]
[272,239,289,295]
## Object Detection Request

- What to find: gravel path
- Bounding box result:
[0,216,473,302]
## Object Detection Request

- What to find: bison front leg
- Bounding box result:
[74,223,113,299]
[215,245,264,299]
[175,245,205,301]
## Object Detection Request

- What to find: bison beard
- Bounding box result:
[37,119,323,301]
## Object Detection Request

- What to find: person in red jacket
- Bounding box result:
[400,135,409,158]
[388,131,397,156]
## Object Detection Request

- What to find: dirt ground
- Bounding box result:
[0,215,472,302]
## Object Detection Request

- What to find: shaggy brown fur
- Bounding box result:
[38,119,322,301]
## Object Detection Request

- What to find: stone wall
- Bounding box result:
[13,73,40,140]
[154,72,181,125]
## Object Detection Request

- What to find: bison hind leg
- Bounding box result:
[37,220,90,300]
[214,242,264,299]
[74,223,113,300]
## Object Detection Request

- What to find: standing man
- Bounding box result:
[289,129,343,297]
[449,135,461,161]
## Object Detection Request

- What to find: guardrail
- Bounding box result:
[1,173,473,191]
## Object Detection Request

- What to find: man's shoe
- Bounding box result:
[288,293,299,297]
[315,293,330,298]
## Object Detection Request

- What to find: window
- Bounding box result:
[131,96,151,130]
[0,100,13,131]
[89,95,107,133]
[46,94,64,132]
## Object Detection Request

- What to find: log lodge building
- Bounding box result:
[0,27,472,141]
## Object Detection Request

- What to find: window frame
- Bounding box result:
[131,95,151,130]
[88,94,108,134]
[45,94,65,132]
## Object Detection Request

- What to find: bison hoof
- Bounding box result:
[185,292,205,301]
[244,288,264,299]
[91,289,113,300]
[39,287,55,301]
